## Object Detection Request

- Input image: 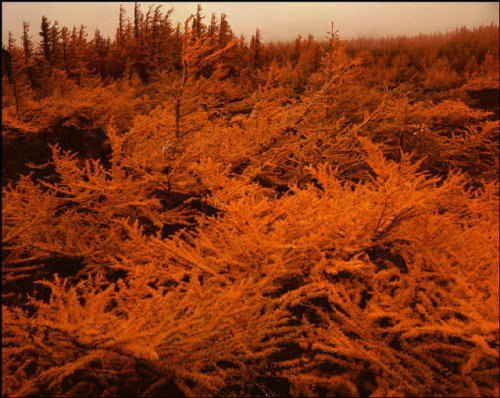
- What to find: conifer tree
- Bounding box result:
[39,15,52,63]
[151,5,162,57]
[21,21,36,88]
[208,13,218,45]
[117,4,126,46]
[50,20,61,66]
[133,2,142,41]
[21,22,33,63]
[250,28,262,70]
[194,4,205,38]
[325,21,340,118]
[7,32,29,115]
[218,13,231,48]
[60,26,69,72]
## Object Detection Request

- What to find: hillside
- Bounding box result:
[2,5,499,397]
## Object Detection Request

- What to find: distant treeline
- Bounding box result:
[3,3,499,97]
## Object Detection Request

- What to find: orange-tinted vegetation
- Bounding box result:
[2,4,499,397]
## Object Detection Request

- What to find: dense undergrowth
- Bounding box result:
[2,6,499,397]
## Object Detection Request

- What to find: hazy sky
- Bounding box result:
[2,2,499,45]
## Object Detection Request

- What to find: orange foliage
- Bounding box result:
[2,7,499,398]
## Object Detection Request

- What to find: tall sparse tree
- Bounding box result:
[117,4,126,46]
[39,15,52,63]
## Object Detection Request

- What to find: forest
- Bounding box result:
[2,3,499,397]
